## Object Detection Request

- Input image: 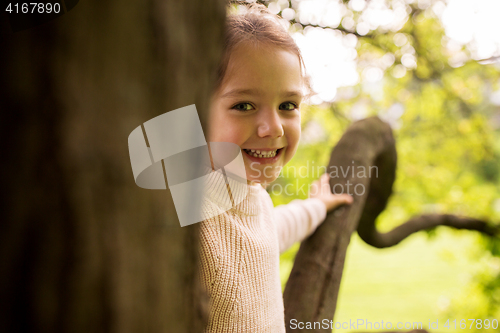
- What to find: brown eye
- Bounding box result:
[279,102,298,111]
[232,103,254,112]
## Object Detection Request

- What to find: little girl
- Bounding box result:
[199,3,352,332]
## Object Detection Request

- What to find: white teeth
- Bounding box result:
[244,149,278,158]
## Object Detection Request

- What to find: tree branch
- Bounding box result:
[284,117,397,332]
[358,214,499,249]
[284,117,499,332]
[290,19,372,39]
[477,55,500,64]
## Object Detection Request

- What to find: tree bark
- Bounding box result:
[0,0,226,332]
[283,117,497,332]
[358,213,498,248]
[284,117,398,331]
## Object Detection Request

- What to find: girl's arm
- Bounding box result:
[273,173,352,254]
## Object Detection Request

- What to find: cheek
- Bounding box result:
[208,111,252,146]
[284,117,301,160]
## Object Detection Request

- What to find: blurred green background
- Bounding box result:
[236,0,500,331]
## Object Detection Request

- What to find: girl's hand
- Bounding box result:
[309,173,353,212]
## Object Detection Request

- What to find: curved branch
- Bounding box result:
[290,19,371,39]
[358,214,499,248]
[477,55,500,64]
[284,116,498,332]
[284,117,397,332]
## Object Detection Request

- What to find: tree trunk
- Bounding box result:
[283,117,397,332]
[283,117,497,332]
[0,1,226,332]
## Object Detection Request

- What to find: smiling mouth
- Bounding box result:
[242,148,283,158]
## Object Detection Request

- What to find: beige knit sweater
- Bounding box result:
[198,176,327,332]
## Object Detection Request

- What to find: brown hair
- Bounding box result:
[216,2,313,100]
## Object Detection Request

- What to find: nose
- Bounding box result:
[256,108,284,138]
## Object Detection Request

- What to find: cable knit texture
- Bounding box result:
[198,177,327,332]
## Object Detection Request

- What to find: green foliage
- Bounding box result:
[260,0,500,326]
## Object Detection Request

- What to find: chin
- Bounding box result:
[245,163,282,183]
[246,173,280,186]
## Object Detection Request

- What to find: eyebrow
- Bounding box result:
[220,88,303,99]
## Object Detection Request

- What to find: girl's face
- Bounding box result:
[208,42,303,186]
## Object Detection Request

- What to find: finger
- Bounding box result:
[320,174,331,190]
[321,173,329,183]
[310,179,320,196]
[333,194,353,204]
[327,196,353,211]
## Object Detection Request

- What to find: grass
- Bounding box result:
[281,228,489,332]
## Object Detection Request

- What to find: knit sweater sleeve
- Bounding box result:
[272,198,327,254]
